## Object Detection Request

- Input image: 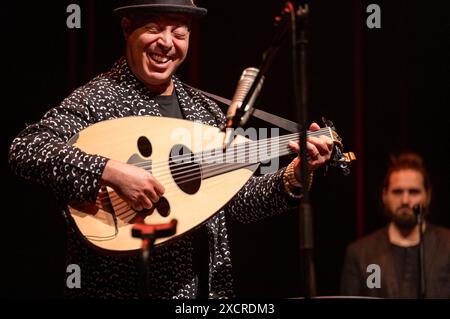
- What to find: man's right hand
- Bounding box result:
[100,159,165,211]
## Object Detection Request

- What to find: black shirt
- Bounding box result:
[391,244,419,298]
[154,90,184,119]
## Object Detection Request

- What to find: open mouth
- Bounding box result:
[148,53,171,64]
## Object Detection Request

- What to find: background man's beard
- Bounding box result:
[392,211,417,230]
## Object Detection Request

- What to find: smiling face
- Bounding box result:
[122,13,191,95]
[382,169,431,230]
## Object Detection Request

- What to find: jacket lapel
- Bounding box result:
[173,77,201,122]
[379,228,400,297]
[423,224,440,296]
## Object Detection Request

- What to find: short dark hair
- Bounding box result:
[383,151,431,192]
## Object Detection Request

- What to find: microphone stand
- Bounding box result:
[132,220,178,299]
[289,2,316,298]
[414,205,426,299]
[224,1,316,298]
[224,1,290,138]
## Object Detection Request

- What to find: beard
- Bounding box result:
[386,206,418,230]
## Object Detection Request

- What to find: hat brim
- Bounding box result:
[114,4,207,18]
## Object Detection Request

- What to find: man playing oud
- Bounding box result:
[9,0,333,298]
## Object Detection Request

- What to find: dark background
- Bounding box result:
[1,0,449,298]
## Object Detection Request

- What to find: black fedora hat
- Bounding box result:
[114,0,207,18]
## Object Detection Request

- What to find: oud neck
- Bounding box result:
[200,127,334,165]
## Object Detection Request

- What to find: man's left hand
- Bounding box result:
[287,122,333,183]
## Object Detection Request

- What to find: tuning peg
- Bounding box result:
[343,152,357,163]
[321,116,335,130]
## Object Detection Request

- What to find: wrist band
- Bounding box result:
[282,161,314,198]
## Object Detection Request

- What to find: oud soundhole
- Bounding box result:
[137,136,152,157]
[131,196,171,222]
[155,196,170,217]
[169,144,201,195]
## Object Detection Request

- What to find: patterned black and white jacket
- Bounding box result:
[9,57,297,299]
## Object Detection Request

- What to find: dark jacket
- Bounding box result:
[340,223,450,298]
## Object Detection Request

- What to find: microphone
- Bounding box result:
[223,67,265,149]
[413,205,424,220]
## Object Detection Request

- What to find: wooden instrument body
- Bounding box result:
[67,116,257,253]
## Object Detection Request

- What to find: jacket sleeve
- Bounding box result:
[8,93,109,203]
[225,168,299,224]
